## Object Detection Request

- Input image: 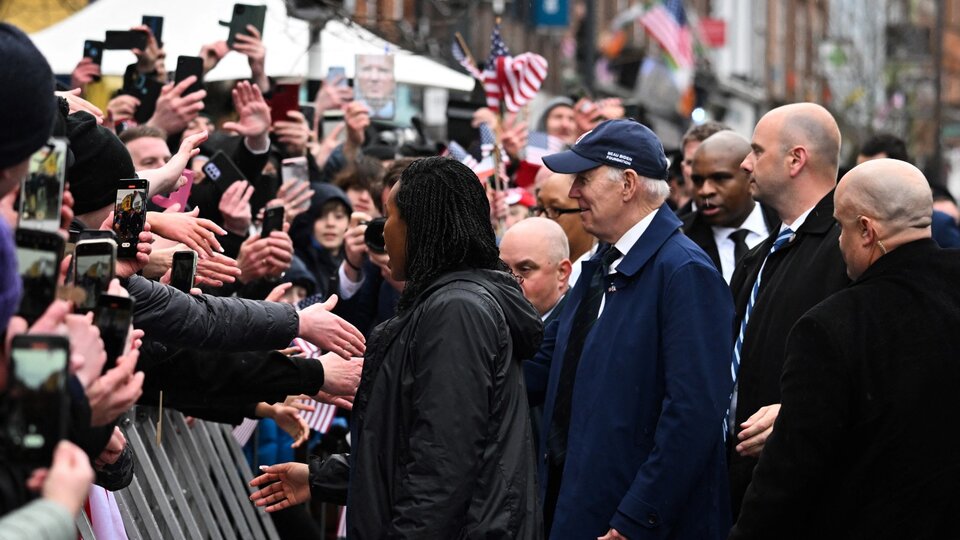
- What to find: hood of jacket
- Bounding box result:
[420,269,543,360]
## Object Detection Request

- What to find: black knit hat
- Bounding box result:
[66,112,137,215]
[0,23,57,170]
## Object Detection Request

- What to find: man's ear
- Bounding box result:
[786,146,808,177]
[557,259,572,283]
[621,169,639,201]
[858,215,877,246]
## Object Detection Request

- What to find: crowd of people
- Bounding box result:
[1,9,960,540]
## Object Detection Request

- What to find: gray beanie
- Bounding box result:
[535,97,575,133]
[0,23,56,170]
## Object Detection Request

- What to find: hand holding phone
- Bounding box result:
[225,4,267,48]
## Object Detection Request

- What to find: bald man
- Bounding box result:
[731,159,960,539]
[683,131,779,282]
[500,217,572,320]
[728,103,851,518]
[534,172,598,287]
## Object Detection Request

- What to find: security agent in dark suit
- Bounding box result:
[727,103,851,518]
[682,132,778,283]
[731,158,960,539]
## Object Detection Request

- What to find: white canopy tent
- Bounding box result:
[29,0,475,91]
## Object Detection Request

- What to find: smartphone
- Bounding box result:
[94,294,134,372]
[73,239,116,313]
[104,30,148,51]
[18,138,67,233]
[113,179,149,259]
[269,83,300,125]
[226,4,267,48]
[174,56,204,96]
[15,229,64,325]
[170,250,198,293]
[281,156,308,186]
[6,335,70,468]
[142,15,164,47]
[83,39,104,66]
[261,206,284,238]
[201,151,246,187]
[299,104,316,130]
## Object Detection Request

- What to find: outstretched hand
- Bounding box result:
[249,462,310,512]
[297,295,366,358]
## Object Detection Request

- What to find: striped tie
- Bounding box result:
[727,227,795,434]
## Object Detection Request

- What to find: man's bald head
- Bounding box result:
[835,159,932,279]
[697,131,752,162]
[500,217,572,315]
[837,159,932,233]
[502,216,570,264]
[772,103,841,176]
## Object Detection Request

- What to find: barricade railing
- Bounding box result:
[77,406,280,540]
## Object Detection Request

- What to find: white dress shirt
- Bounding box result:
[710,204,771,283]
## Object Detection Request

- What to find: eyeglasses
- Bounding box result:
[532,206,582,220]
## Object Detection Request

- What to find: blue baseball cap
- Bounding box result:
[542,118,669,180]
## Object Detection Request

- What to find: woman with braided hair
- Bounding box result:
[251,157,544,539]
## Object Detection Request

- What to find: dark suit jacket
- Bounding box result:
[730,239,960,539]
[727,190,850,516]
[681,203,780,273]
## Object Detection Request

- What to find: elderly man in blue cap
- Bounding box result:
[527,118,734,539]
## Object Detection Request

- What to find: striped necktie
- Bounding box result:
[727,227,795,434]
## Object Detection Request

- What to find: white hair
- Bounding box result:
[605,166,671,202]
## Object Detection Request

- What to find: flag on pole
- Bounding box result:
[482,23,548,112]
[452,37,483,79]
[640,0,695,70]
[443,140,479,169]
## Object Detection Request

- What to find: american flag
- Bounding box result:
[482,23,548,112]
[524,131,566,166]
[640,0,695,70]
[452,38,483,80]
[231,337,340,446]
[443,140,479,169]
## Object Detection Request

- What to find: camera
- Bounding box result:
[363,217,387,254]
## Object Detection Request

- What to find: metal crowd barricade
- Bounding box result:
[77,406,280,540]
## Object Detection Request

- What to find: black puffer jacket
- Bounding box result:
[123,274,299,351]
[344,269,544,539]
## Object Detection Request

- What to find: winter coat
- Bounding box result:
[123,274,299,352]
[345,269,544,539]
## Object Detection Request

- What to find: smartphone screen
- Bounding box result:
[326,66,349,88]
[7,335,69,467]
[94,294,134,372]
[15,230,64,325]
[19,138,67,233]
[174,56,204,96]
[113,179,149,258]
[170,250,198,293]
[73,239,116,313]
[261,206,285,238]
